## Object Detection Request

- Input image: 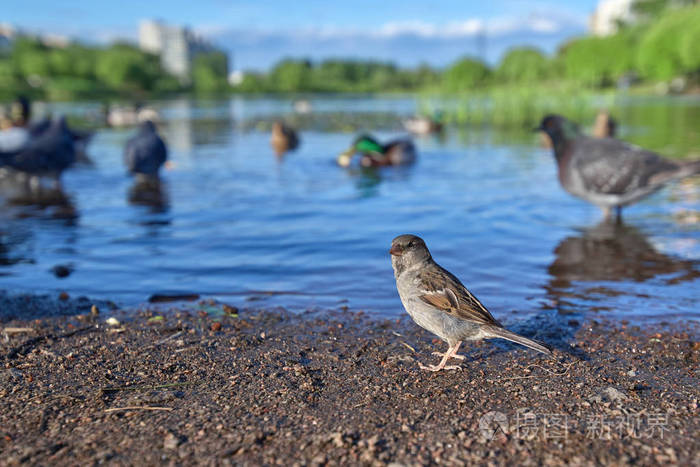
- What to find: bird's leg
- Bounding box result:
[615,206,623,223]
[601,206,612,221]
[420,342,462,372]
[52,176,63,192]
[431,341,466,360]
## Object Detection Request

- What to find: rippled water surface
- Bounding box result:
[1,96,698,322]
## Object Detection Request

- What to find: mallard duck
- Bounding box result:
[402,111,444,135]
[270,121,300,155]
[337,134,416,168]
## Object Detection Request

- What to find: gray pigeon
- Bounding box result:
[123,120,167,181]
[536,114,700,219]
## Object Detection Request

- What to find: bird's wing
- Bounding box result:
[572,137,679,195]
[157,137,168,164]
[417,265,501,326]
[123,135,139,170]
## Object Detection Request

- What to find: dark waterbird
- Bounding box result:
[270,121,300,156]
[536,114,700,219]
[337,134,416,168]
[0,117,76,188]
[124,120,167,182]
[29,118,94,166]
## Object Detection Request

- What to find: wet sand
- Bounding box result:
[1,295,698,465]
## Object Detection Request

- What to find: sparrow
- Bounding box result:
[390,234,551,372]
[592,110,616,139]
[536,114,700,220]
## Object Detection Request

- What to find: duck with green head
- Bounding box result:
[337,134,416,168]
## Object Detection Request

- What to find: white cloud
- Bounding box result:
[203,13,580,43]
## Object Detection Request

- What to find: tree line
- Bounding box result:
[0,37,229,100]
[238,1,700,93]
[0,0,697,100]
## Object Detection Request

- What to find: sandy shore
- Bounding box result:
[1,295,698,465]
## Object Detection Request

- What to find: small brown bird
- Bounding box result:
[592,110,617,139]
[270,121,299,156]
[391,234,551,372]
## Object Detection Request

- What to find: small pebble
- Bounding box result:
[105,317,120,326]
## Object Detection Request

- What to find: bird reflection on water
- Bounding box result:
[547,220,700,305]
[127,178,169,213]
[0,170,77,220]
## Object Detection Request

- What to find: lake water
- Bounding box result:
[1,95,698,322]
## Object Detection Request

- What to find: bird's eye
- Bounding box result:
[408,241,414,248]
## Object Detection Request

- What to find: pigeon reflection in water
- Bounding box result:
[548,221,699,290]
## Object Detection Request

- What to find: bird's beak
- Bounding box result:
[337,150,353,167]
[389,245,403,256]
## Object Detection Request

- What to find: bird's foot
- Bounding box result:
[431,351,466,361]
[419,362,462,372]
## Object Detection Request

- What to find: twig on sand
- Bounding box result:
[399,342,416,353]
[100,381,198,394]
[143,330,183,349]
[104,406,173,413]
[3,327,35,334]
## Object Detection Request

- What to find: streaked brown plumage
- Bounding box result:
[391,234,552,372]
[270,121,299,156]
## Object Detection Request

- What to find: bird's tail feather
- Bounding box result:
[678,159,700,178]
[483,326,552,356]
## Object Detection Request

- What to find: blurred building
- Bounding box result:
[139,19,226,84]
[0,24,16,53]
[589,0,635,36]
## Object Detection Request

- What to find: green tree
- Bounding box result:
[496,47,549,83]
[268,59,312,92]
[192,51,229,93]
[442,57,491,91]
[94,43,162,92]
[49,45,95,79]
[235,72,268,93]
[11,37,52,79]
[636,5,700,80]
[680,15,700,71]
[559,32,636,86]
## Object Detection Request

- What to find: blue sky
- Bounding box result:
[3,0,600,70]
